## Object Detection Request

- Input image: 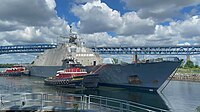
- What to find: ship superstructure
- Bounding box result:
[33,43,102,67]
[33,26,102,67]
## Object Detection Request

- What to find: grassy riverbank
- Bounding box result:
[177,67,200,74]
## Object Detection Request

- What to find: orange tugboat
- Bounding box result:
[0,65,30,76]
[44,64,99,88]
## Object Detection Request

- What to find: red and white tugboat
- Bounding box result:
[0,65,30,76]
[44,64,99,88]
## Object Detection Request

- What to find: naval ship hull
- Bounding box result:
[27,60,181,91]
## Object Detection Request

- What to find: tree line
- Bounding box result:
[183,60,199,68]
[0,63,15,68]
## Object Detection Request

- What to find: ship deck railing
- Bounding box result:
[0,92,169,112]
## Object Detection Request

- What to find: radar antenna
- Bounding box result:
[59,26,78,44]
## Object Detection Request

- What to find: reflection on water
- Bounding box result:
[163,81,200,112]
[1,75,200,111]
[0,76,169,111]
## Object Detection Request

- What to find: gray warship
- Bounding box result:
[27,27,182,91]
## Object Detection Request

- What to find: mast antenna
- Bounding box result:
[70,26,72,34]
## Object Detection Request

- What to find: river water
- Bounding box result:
[0,69,200,112]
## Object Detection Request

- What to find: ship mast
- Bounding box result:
[59,26,78,45]
[69,26,77,45]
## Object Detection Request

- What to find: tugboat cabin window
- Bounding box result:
[128,75,142,84]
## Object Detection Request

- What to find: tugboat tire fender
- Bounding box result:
[66,80,69,84]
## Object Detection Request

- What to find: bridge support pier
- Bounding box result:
[186,55,190,61]
[133,54,138,64]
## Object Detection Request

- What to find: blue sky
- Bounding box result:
[55,0,78,24]
[0,0,200,64]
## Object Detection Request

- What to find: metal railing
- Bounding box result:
[88,95,169,112]
[0,93,170,112]
[0,93,86,111]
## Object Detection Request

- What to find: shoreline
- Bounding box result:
[170,72,200,82]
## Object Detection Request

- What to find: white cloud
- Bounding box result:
[118,12,155,35]
[79,15,200,47]
[0,20,25,31]
[72,0,122,34]
[71,0,155,35]
[0,19,69,45]
[0,0,70,63]
[122,0,200,21]
[1,0,198,46]
[45,0,56,10]
[80,32,147,47]
[191,55,200,65]
[0,0,70,45]
[0,53,36,64]
[0,40,13,46]
[177,42,191,46]
[75,0,98,4]
[0,0,58,28]
[171,16,200,38]
[151,15,200,45]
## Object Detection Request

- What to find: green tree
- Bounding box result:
[184,60,194,68]
[0,63,14,68]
